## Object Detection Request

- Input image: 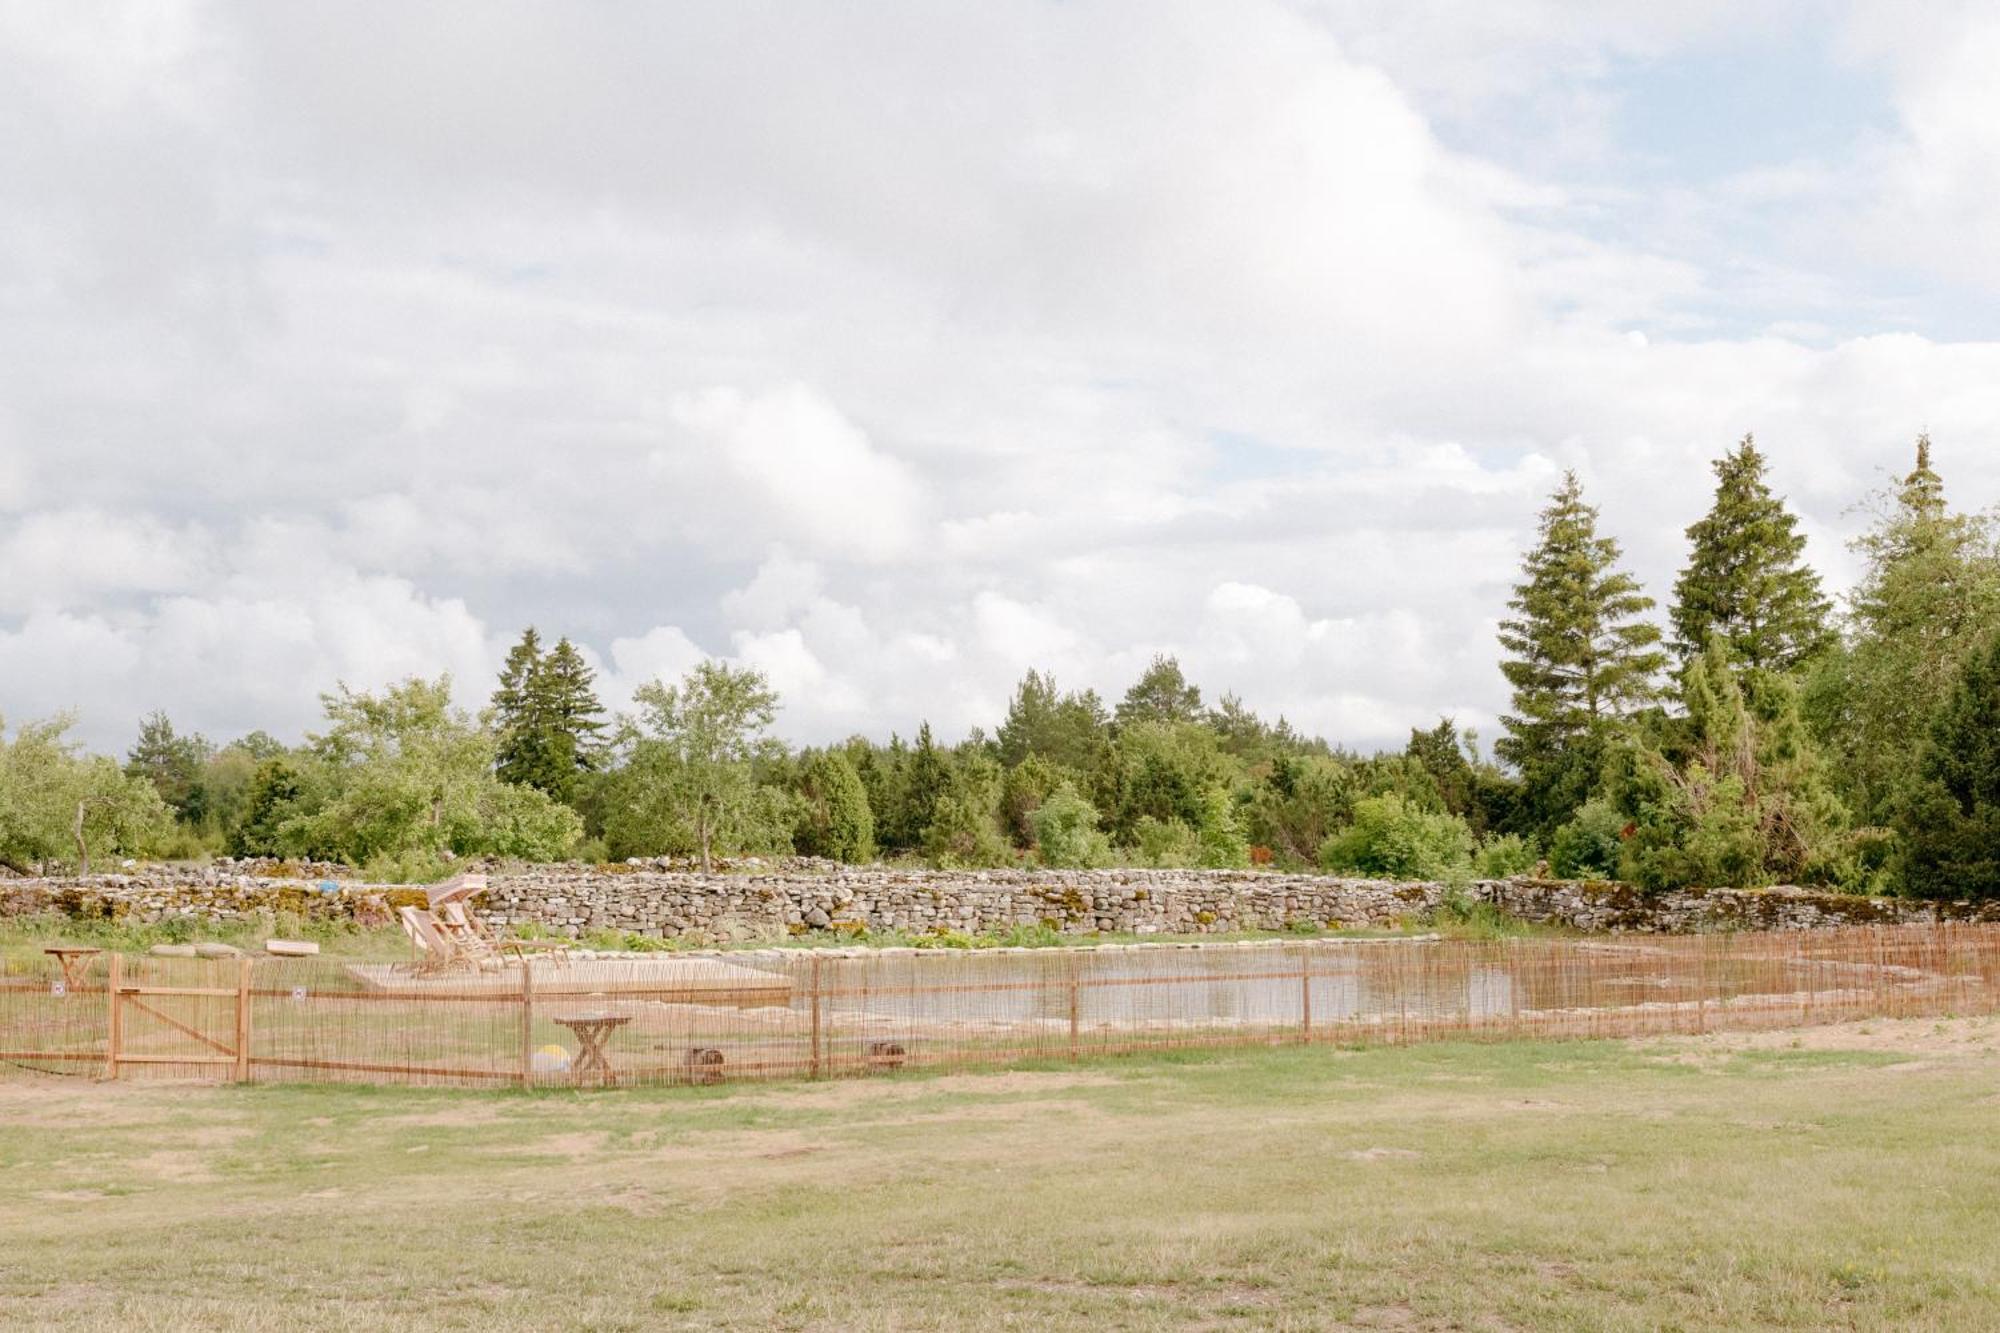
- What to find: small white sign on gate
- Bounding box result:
[291,985,308,1003]
[50,980,66,998]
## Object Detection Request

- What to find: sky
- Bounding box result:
[4,1,2000,756]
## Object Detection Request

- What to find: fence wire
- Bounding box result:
[5,924,1999,1089]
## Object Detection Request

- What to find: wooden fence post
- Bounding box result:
[234,957,253,1083]
[1066,956,1081,1063]
[104,952,123,1081]
[518,959,535,1090]
[808,955,823,1080]
[1299,945,1313,1044]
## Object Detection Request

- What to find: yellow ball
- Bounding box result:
[530,1044,572,1073]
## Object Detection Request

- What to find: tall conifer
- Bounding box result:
[1497,472,1666,782]
[1670,436,1833,671]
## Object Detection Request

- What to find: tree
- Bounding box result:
[921,749,1008,867]
[1115,655,1204,729]
[1809,437,2000,825]
[0,714,171,873]
[995,670,1111,772]
[125,712,213,825]
[1670,436,1833,673]
[1317,794,1473,881]
[1497,472,1666,824]
[1031,782,1110,868]
[289,676,582,868]
[900,722,951,849]
[1609,640,1850,890]
[795,749,875,862]
[613,661,783,872]
[491,628,607,805]
[1895,630,2000,899]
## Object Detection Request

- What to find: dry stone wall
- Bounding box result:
[5,858,2000,938]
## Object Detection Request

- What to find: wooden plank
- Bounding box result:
[104,953,122,1080]
[114,1054,237,1065]
[250,1056,518,1082]
[235,958,253,1083]
[122,996,236,1057]
[118,985,238,998]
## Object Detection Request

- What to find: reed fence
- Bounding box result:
[5,923,1999,1090]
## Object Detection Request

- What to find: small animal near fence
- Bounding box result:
[5,924,2000,1090]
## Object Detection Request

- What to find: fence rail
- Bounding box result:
[6,923,2000,1090]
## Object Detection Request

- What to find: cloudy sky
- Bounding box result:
[5,2,2000,755]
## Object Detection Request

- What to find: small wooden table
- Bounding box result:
[554,1012,632,1086]
[44,947,102,991]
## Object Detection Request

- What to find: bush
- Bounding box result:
[1473,833,1538,878]
[1127,816,1200,867]
[1549,800,1624,880]
[1031,783,1110,868]
[1316,795,1474,880]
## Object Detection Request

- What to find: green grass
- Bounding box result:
[6,914,1510,969]
[4,1018,1998,1330]
[0,912,411,968]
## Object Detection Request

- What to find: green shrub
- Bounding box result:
[1317,795,1474,880]
[1473,833,1538,878]
[1549,800,1625,880]
[1127,816,1200,867]
[1031,783,1110,868]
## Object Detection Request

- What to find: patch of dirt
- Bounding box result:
[131,1149,217,1182]
[1651,1015,2000,1060]
[1344,1147,1422,1162]
[510,1131,610,1161]
[751,1067,1126,1109]
[32,1188,111,1202]
[380,1104,511,1128]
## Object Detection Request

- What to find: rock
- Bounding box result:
[193,942,242,959]
[264,939,319,957]
[804,907,831,928]
[149,943,198,957]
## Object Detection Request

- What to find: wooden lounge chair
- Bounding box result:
[397,904,483,975]
[427,875,571,967]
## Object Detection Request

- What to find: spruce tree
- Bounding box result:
[1497,472,1666,813]
[491,628,606,806]
[1809,437,2000,824]
[1670,435,1833,672]
[1896,629,2000,899]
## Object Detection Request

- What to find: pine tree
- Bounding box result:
[1670,435,1833,672]
[1896,630,2000,899]
[125,711,213,825]
[1808,437,2000,824]
[491,628,606,806]
[1115,655,1204,729]
[1497,472,1666,807]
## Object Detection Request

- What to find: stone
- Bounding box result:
[149,943,198,957]
[192,942,242,959]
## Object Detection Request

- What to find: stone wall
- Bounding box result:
[6,858,2000,939]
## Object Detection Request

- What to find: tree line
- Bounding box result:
[3,435,1998,897]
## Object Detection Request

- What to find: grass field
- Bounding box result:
[4,1017,1998,1331]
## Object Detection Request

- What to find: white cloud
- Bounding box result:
[1,3,1999,756]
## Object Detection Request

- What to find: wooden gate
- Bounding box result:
[103,954,253,1081]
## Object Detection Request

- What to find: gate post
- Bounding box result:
[234,958,253,1083]
[1299,945,1313,1044]
[808,955,823,1080]
[104,952,123,1080]
[518,959,535,1090]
